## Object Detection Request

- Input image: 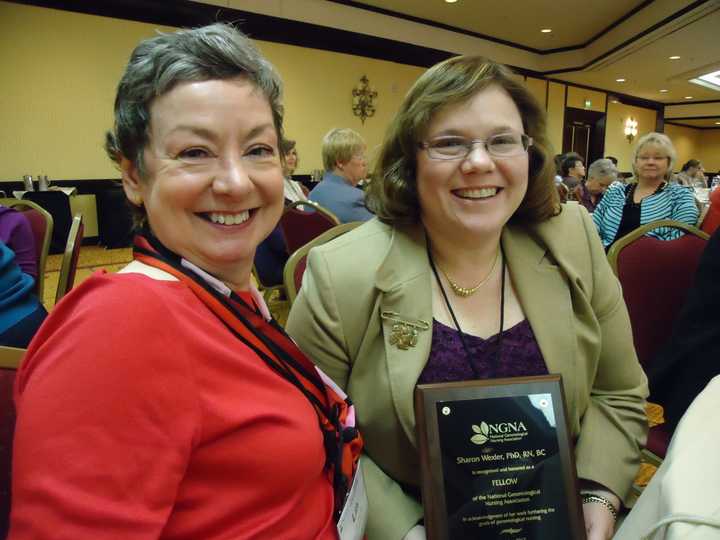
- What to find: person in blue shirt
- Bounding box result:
[0,240,46,347]
[309,128,373,223]
[593,132,698,249]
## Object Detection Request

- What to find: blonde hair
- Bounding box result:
[322,128,366,171]
[632,132,677,181]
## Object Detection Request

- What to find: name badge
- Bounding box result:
[337,461,368,540]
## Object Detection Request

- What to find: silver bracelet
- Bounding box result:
[582,494,618,520]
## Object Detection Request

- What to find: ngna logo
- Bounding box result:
[470,421,528,445]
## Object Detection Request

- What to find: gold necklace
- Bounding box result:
[441,249,500,298]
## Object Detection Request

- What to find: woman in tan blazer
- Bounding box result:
[287,56,647,540]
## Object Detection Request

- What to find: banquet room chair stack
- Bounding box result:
[283,222,361,304]
[0,346,26,539]
[607,220,709,463]
[5,199,53,301]
[55,214,84,305]
[278,200,340,256]
[22,191,71,255]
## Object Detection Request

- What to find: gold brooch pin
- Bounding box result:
[381,311,430,350]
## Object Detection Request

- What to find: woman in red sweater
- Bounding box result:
[9,23,361,540]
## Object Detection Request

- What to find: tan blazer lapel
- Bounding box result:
[376,225,433,446]
[502,226,578,418]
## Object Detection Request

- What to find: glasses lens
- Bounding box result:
[488,133,527,157]
[427,137,468,159]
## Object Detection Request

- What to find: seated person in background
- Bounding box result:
[0,241,46,348]
[282,138,307,203]
[254,138,309,287]
[574,158,617,212]
[288,54,648,540]
[561,154,585,194]
[674,159,706,188]
[10,23,358,539]
[309,128,374,223]
[593,132,698,249]
[0,206,37,281]
[648,227,720,433]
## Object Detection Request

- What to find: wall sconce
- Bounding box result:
[352,75,377,124]
[624,117,638,143]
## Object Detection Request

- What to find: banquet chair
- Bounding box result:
[278,200,340,256]
[7,200,53,301]
[283,222,361,305]
[55,214,84,304]
[22,191,72,255]
[608,219,709,463]
[0,345,26,538]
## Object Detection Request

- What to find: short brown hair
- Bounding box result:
[366,55,559,225]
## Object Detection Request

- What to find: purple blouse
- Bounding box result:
[418,318,548,384]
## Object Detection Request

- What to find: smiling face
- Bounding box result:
[416,85,529,245]
[635,143,670,183]
[121,77,284,287]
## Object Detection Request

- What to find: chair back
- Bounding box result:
[700,188,720,236]
[22,191,72,255]
[607,220,709,368]
[55,214,84,304]
[7,200,53,301]
[278,200,340,255]
[0,346,25,538]
[284,222,361,304]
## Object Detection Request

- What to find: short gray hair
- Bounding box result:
[632,132,676,181]
[321,128,365,171]
[587,158,617,181]
[105,23,284,179]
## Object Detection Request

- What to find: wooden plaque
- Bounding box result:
[415,374,586,540]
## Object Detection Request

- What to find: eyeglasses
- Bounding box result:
[419,132,532,160]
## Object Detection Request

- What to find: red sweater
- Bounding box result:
[10,272,336,539]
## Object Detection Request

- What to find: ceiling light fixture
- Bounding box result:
[715,122,720,125]
[444,0,458,3]
[669,56,681,60]
[541,28,552,33]
[684,96,693,99]
[689,69,720,93]
[659,89,668,93]
[616,78,626,82]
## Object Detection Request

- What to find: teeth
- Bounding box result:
[457,187,498,199]
[208,211,249,225]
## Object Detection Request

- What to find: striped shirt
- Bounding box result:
[593,181,699,247]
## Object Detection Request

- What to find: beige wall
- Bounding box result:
[3,0,719,185]
[604,102,657,173]
[546,82,566,156]
[566,86,606,113]
[696,130,720,172]
[524,77,547,110]
[664,124,701,170]
[0,1,424,180]
[258,41,424,173]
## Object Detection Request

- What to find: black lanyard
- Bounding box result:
[133,234,338,440]
[426,239,506,379]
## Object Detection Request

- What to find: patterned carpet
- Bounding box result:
[42,245,132,309]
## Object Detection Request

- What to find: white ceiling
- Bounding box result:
[340,0,720,118]
[346,0,648,50]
